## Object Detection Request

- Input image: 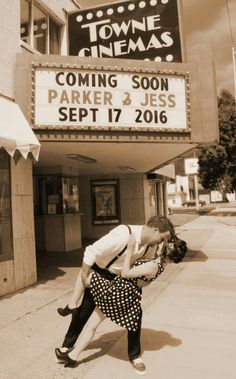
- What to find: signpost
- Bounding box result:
[184,158,199,209]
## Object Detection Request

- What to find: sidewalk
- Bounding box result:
[0,210,236,378]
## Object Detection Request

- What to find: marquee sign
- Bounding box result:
[68,0,182,62]
[32,65,189,131]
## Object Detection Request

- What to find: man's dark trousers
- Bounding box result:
[62,287,142,361]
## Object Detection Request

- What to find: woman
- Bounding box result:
[56,231,170,368]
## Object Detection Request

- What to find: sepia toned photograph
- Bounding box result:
[0,0,236,378]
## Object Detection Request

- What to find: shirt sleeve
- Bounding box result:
[83,225,130,267]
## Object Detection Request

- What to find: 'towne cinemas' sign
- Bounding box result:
[68,0,182,62]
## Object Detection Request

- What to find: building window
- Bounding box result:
[34,176,80,215]
[20,0,61,54]
[49,18,60,55]
[0,151,13,260]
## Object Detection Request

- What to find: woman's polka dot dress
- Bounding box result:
[90,259,164,331]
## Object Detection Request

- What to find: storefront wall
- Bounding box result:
[79,174,156,240]
[11,159,36,291]
[0,0,20,99]
[0,1,33,296]
[0,158,36,298]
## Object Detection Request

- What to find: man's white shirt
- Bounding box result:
[83,224,157,275]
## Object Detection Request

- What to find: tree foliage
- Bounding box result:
[198,89,236,195]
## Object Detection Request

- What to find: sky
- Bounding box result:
[74,0,236,96]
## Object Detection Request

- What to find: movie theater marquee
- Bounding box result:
[33,65,190,131]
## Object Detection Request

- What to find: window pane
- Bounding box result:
[20,0,31,44]
[62,177,79,214]
[0,151,13,259]
[34,176,63,215]
[49,18,60,55]
[34,176,79,215]
[33,4,47,54]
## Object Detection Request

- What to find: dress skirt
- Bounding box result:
[90,273,142,331]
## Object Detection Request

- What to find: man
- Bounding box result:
[55,215,173,375]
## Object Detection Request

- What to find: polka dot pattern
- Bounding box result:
[90,259,165,331]
[91,272,142,331]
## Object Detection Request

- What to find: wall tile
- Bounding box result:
[14,237,37,290]
[0,260,15,297]
[11,195,34,239]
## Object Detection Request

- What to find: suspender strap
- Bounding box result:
[142,245,149,257]
[105,225,132,269]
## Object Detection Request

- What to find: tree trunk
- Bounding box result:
[221,192,229,202]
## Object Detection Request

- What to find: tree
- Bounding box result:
[198,89,236,201]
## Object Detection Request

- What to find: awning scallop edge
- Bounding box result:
[0,97,40,161]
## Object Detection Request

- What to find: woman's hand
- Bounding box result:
[137,278,149,287]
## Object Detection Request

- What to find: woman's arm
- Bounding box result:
[121,234,157,279]
[121,259,157,279]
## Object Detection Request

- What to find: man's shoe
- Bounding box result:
[55,347,70,363]
[130,357,146,375]
[57,305,78,317]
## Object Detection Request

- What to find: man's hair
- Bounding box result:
[146,215,175,234]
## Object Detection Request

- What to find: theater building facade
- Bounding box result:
[0,0,218,296]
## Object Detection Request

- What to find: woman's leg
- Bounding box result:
[68,307,105,362]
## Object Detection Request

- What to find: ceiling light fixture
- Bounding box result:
[67,153,97,164]
[118,166,137,172]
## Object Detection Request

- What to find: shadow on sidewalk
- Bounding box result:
[78,328,182,364]
[36,238,98,282]
[184,248,208,262]
[36,249,84,281]
[36,239,97,282]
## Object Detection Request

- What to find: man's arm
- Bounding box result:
[83,225,130,268]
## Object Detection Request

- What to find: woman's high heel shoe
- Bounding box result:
[55,348,78,367]
[64,353,78,368]
[57,305,78,317]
